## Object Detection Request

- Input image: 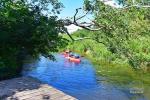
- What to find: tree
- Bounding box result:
[0,0,68,80]
[81,0,150,69]
[63,0,150,70]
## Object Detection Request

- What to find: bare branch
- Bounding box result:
[73,23,102,31]
[74,37,91,41]
[62,8,107,41]
[74,8,82,24]
[71,8,106,31]
[123,5,150,9]
[62,27,74,41]
[62,2,150,41]
[76,11,89,21]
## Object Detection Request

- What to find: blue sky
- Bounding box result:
[57,0,120,32]
[58,0,120,19]
[59,0,84,18]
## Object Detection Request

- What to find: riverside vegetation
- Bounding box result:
[63,1,150,87]
[63,29,150,87]
[0,0,68,80]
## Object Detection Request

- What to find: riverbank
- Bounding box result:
[65,43,150,83]
[60,48,150,99]
[0,65,21,81]
[62,31,150,87]
[0,57,24,81]
[63,48,150,86]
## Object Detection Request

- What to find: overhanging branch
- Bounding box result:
[71,8,106,31]
[74,37,91,41]
[62,8,107,41]
[123,5,150,9]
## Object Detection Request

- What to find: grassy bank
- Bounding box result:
[62,31,150,87]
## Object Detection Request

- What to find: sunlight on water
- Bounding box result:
[22,54,149,100]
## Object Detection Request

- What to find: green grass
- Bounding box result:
[62,32,150,87]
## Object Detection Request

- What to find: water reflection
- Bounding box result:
[22,54,149,100]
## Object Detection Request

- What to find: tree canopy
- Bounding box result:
[0,0,67,80]
[64,0,150,70]
[81,0,150,69]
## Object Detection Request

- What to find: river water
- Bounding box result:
[22,54,149,100]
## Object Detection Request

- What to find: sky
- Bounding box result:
[59,0,84,18]
[58,0,120,33]
[58,0,120,19]
[59,0,91,33]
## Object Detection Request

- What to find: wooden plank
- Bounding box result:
[49,93,66,100]
[53,95,75,100]
[14,89,43,97]
[21,91,63,100]
[16,87,65,100]
[14,86,54,97]
[19,91,58,100]
[7,90,76,100]
[24,94,51,100]
[1,77,76,100]
[17,91,44,100]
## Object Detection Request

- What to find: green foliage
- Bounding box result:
[65,30,150,93]
[91,2,150,69]
[65,0,150,90]
[65,30,115,62]
[84,0,94,12]
[117,0,150,6]
[26,0,64,14]
[66,2,150,69]
[0,0,68,80]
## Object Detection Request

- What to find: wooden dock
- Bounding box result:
[0,77,77,100]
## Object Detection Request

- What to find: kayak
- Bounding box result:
[61,52,69,57]
[68,57,81,63]
[65,56,71,59]
[64,54,69,57]
[61,52,81,63]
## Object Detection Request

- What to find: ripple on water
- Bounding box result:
[22,54,149,100]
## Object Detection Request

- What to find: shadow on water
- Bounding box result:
[22,54,149,100]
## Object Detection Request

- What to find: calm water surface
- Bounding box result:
[22,54,149,100]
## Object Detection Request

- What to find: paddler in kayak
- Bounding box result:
[62,50,70,57]
[68,54,81,63]
[65,52,73,59]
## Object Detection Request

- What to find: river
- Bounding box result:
[22,54,149,100]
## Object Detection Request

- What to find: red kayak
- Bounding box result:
[61,51,81,63]
[68,57,81,63]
